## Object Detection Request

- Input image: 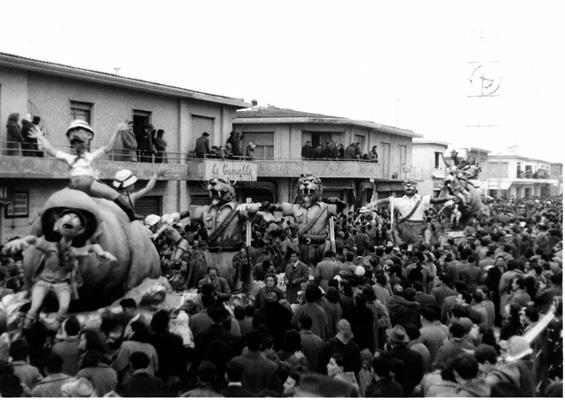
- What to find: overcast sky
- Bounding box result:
[1,0,563,162]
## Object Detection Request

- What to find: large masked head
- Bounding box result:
[207,177,236,206]
[66,120,94,149]
[403,179,418,197]
[297,173,323,208]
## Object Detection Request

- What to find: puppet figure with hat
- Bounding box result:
[112,163,169,217]
[365,179,455,245]
[4,209,117,331]
[28,120,140,221]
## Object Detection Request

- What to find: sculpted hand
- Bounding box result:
[157,164,169,177]
[100,251,117,262]
[27,125,43,140]
[116,122,129,132]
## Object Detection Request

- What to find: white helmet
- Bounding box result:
[144,214,161,227]
[66,119,94,136]
[113,169,138,189]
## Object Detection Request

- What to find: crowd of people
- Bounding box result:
[192,131,257,160]
[4,113,169,164]
[0,192,561,397]
[301,140,379,162]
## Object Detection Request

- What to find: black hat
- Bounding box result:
[202,131,210,137]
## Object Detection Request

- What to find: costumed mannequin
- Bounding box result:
[113,164,168,211]
[4,209,117,330]
[28,120,139,221]
[366,179,454,245]
[181,177,265,290]
[266,173,345,265]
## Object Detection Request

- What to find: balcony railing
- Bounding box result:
[0,141,187,180]
[2,141,423,182]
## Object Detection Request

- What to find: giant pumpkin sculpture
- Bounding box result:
[22,188,161,311]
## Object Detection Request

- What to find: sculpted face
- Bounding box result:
[54,212,85,239]
[67,128,93,150]
[403,181,417,197]
[207,177,235,206]
[297,173,322,208]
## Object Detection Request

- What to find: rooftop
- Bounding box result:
[234,106,422,138]
[0,52,250,108]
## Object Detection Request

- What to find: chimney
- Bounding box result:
[251,99,258,106]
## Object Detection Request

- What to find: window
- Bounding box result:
[5,191,29,218]
[434,152,442,169]
[399,145,407,167]
[70,101,93,123]
[135,196,162,216]
[242,132,274,160]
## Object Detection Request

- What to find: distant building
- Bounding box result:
[411,139,449,196]
[479,153,559,199]
[232,106,423,207]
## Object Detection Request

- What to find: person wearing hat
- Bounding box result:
[194,131,210,158]
[113,163,168,215]
[382,324,424,396]
[28,120,140,221]
[4,209,117,330]
[365,179,455,245]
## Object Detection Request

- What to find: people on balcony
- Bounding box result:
[6,112,24,156]
[21,113,40,157]
[153,129,167,163]
[246,142,257,160]
[194,131,211,158]
[302,140,313,159]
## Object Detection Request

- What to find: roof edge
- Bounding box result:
[233,116,422,138]
[0,52,250,108]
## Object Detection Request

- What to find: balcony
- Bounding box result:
[0,142,187,180]
[255,158,380,179]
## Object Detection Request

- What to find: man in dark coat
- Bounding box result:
[119,352,165,397]
[149,310,187,383]
[229,330,281,395]
[388,285,420,327]
[222,360,256,397]
[254,291,292,350]
[301,140,313,159]
[382,325,424,396]
[6,112,24,155]
[194,132,210,158]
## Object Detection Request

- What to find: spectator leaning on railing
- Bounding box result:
[6,112,24,156]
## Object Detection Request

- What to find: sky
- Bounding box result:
[1,0,564,162]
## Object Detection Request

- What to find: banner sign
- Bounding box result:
[204,160,257,181]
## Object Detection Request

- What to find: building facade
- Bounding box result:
[479,153,559,199]
[232,106,422,207]
[0,53,249,241]
[411,139,449,196]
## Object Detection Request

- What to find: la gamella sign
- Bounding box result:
[204,160,258,181]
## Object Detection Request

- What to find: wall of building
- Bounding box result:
[412,143,448,196]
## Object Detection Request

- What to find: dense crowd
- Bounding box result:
[0,195,562,397]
